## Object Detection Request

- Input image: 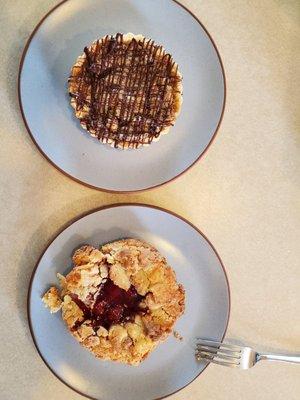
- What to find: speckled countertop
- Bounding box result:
[0,0,299,399]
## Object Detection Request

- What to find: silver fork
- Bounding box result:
[196,339,300,369]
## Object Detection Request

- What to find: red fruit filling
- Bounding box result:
[71,279,145,330]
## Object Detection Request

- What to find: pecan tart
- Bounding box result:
[68,33,183,149]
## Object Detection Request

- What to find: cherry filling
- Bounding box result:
[71,279,145,330]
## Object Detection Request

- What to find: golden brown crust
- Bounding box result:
[42,239,185,365]
[61,295,84,328]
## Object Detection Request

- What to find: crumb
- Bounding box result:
[173,330,183,341]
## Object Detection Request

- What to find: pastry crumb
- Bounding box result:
[173,330,183,341]
[42,287,62,313]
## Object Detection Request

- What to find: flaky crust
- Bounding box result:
[42,239,185,365]
[68,33,183,149]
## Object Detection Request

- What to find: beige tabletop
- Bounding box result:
[1,0,300,399]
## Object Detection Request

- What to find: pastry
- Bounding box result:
[68,33,183,149]
[42,239,185,365]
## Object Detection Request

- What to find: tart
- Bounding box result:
[42,239,185,365]
[68,33,183,149]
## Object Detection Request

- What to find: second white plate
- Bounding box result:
[28,203,230,400]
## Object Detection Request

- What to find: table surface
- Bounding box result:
[1,0,299,399]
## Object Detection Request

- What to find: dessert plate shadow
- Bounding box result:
[19,0,225,192]
[28,203,230,400]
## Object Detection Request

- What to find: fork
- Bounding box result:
[196,339,300,369]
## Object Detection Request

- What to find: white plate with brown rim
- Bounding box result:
[28,203,230,400]
[19,0,225,192]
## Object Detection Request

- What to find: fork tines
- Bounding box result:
[196,339,241,367]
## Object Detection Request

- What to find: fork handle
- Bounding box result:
[258,353,300,364]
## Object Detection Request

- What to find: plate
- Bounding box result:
[28,203,230,400]
[19,0,225,192]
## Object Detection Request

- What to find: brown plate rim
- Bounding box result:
[18,0,226,193]
[27,202,231,400]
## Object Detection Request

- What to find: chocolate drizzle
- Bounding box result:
[69,33,182,148]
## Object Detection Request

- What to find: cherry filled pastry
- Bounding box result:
[42,239,185,365]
